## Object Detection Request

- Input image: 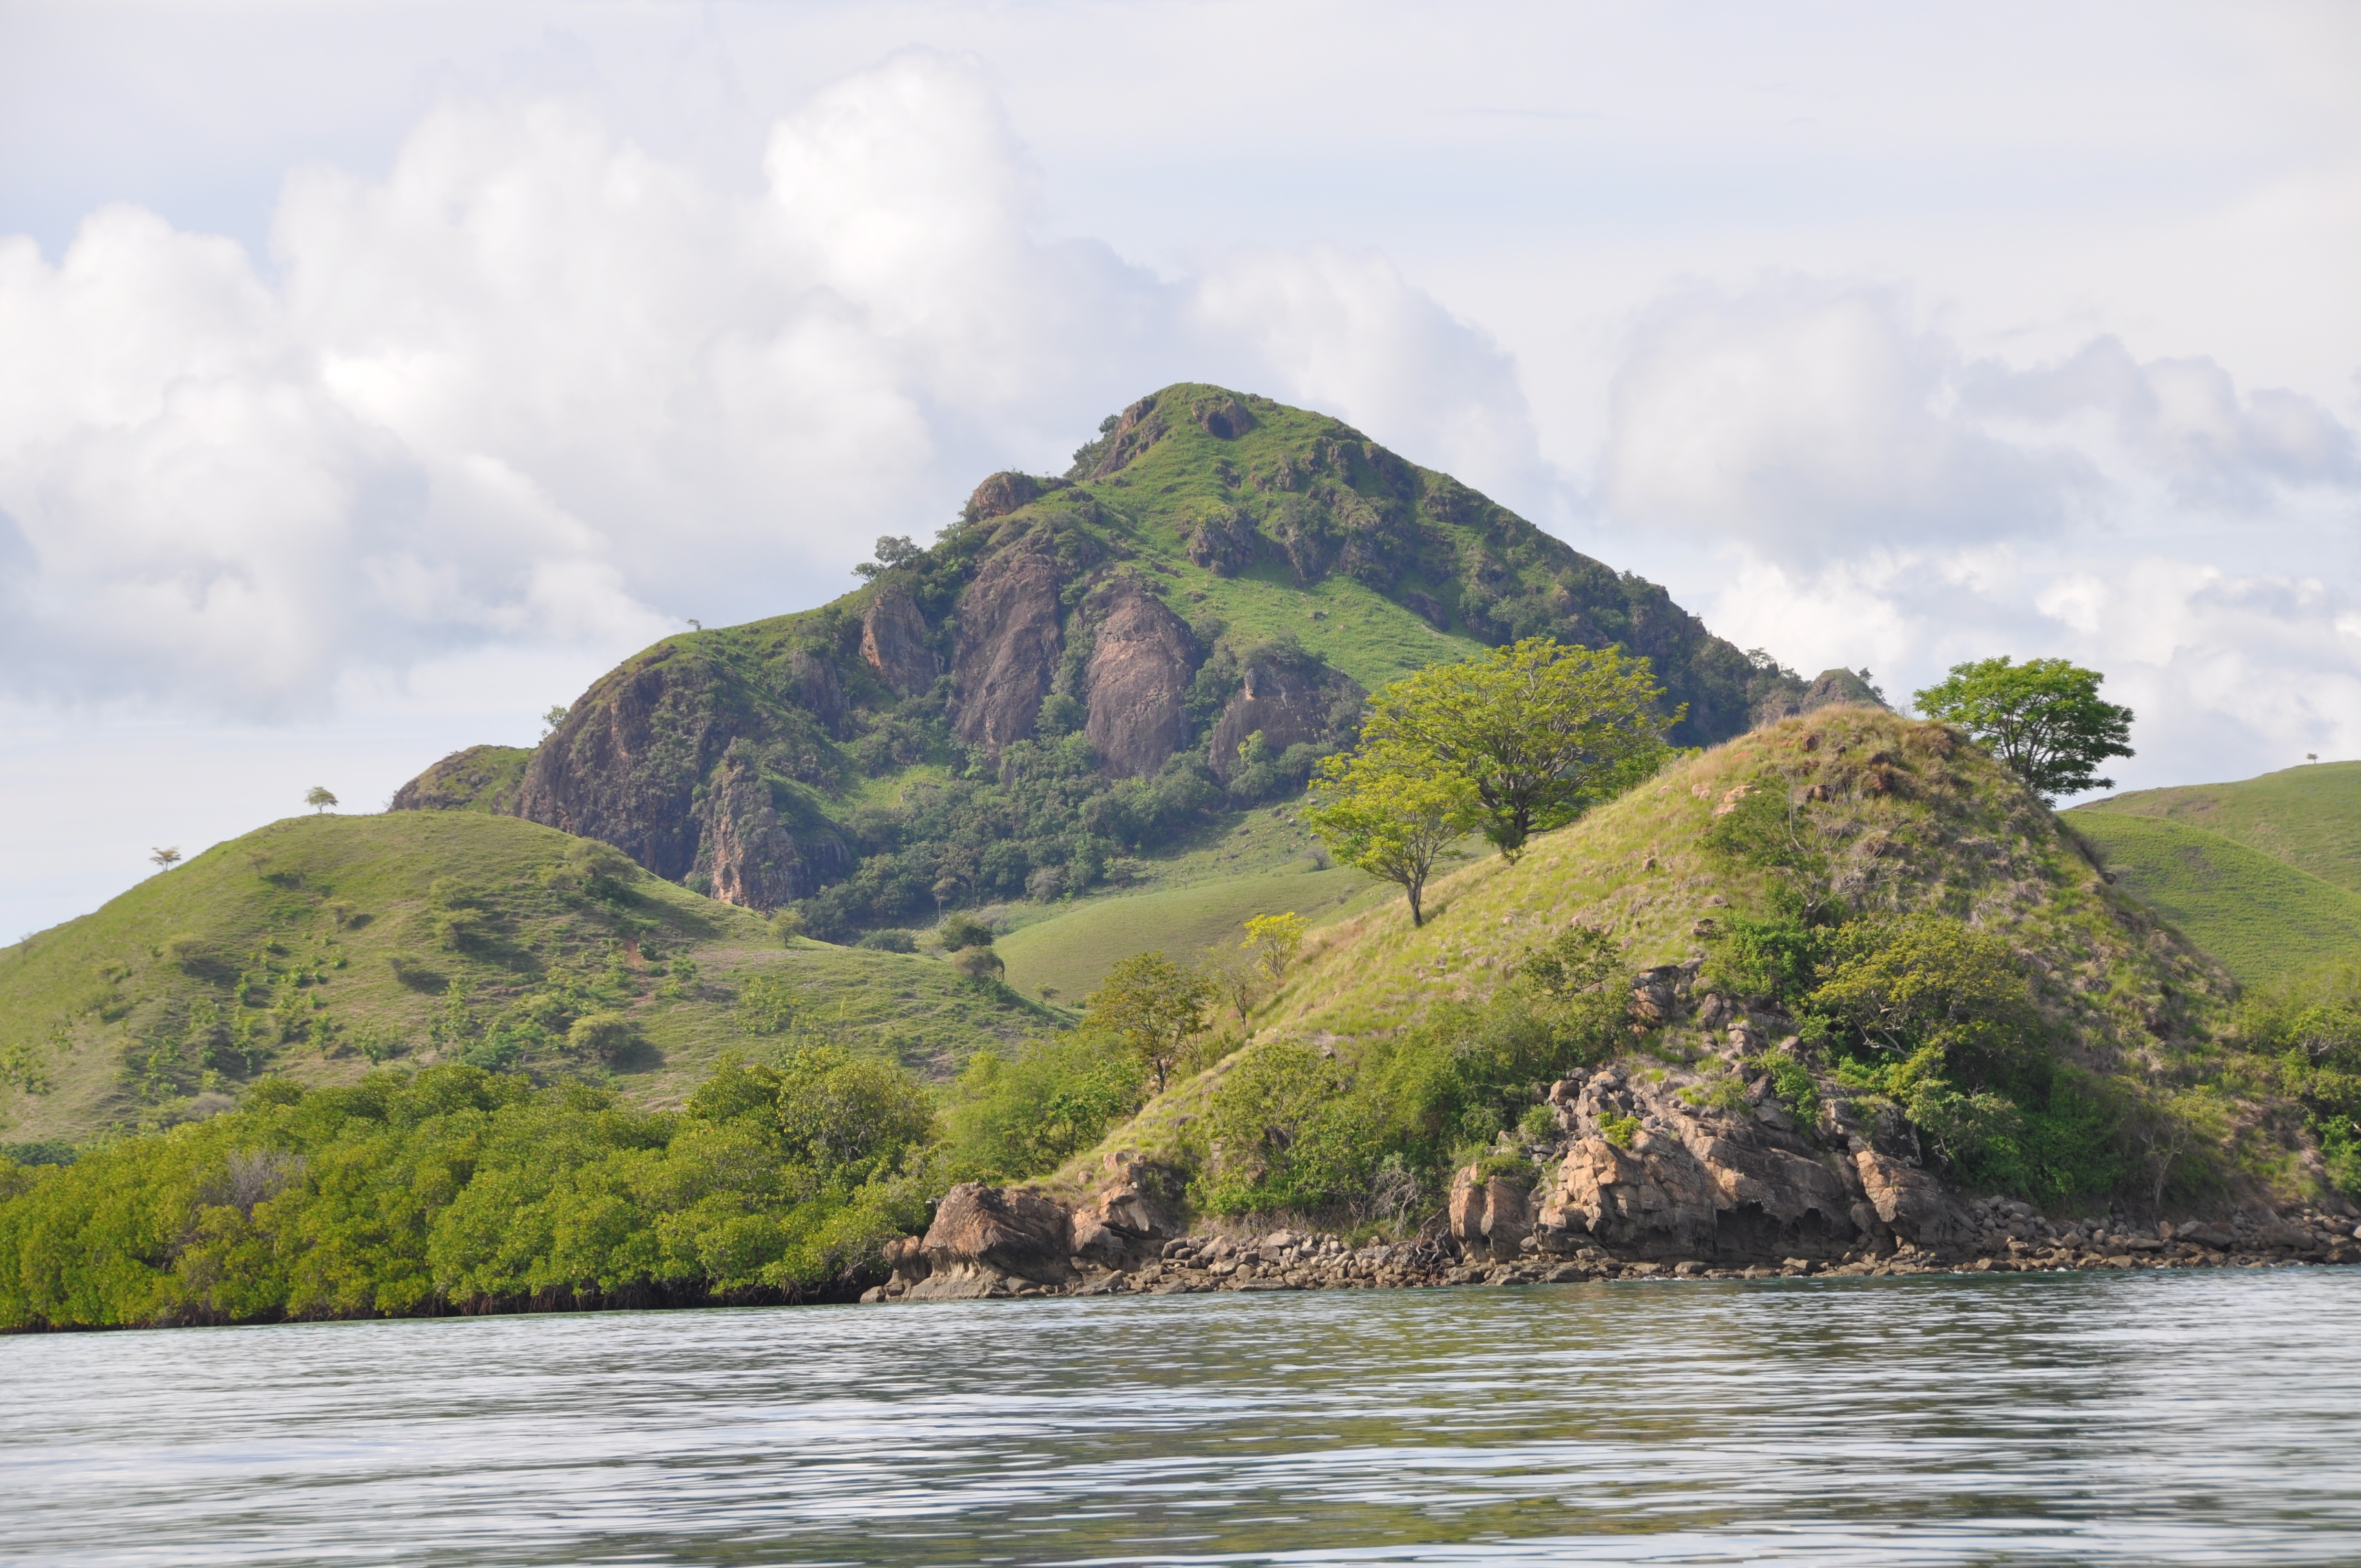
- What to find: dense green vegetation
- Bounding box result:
[0,1053,933,1329]
[1914,656,2134,802]
[2237,962,2361,1196]
[2061,811,2361,987]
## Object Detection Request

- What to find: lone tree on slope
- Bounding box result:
[149,846,181,872]
[305,786,339,814]
[1912,657,2133,803]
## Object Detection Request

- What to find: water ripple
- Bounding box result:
[4,1271,2357,1565]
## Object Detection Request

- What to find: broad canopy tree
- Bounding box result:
[1912,657,2133,803]
[1354,637,1680,863]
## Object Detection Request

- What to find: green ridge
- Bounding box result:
[0,813,1052,1142]
[2077,761,2361,893]
[2061,811,2361,987]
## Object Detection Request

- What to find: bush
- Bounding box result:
[935,913,993,951]
[951,947,1005,984]
[734,971,802,1036]
[856,929,916,953]
[565,1012,639,1063]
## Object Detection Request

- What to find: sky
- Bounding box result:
[3,0,2358,939]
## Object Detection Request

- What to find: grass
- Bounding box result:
[2076,761,2361,893]
[995,862,1385,1003]
[2061,811,2361,988]
[0,813,1052,1143]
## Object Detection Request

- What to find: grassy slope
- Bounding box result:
[2060,812,2361,988]
[2075,761,2361,893]
[1066,708,2249,1192]
[0,813,1053,1142]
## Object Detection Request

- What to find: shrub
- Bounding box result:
[565,1012,639,1063]
[951,947,1005,984]
[734,971,802,1036]
[936,913,993,951]
[856,929,916,953]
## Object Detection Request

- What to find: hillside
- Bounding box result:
[0,813,1052,1143]
[393,385,1860,941]
[2060,812,2361,988]
[2075,761,2361,892]
[1048,707,2328,1223]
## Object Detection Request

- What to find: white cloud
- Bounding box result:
[1595,279,2361,562]
[0,52,1544,719]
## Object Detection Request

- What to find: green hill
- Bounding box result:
[2059,812,2361,988]
[2075,761,2361,892]
[1045,707,2318,1211]
[0,813,1052,1144]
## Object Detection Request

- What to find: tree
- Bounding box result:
[1912,657,2133,802]
[149,847,181,872]
[1302,753,1478,926]
[1087,951,1214,1094]
[1355,637,1679,862]
[1242,912,1308,988]
[540,704,570,738]
[304,786,338,814]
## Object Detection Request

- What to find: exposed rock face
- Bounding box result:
[789,649,849,738]
[1081,577,1199,778]
[904,1183,1076,1300]
[1534,1065,1867,1262]
[860,583,940,698]
[1542,1134,1722,1260]
[514,649,730,879]
[1207,655,1364,781]
[949,535,1066,753]
[1448,1167,1536,1262]
[696,741,812,910]
[1089,395,1168,478]
[1854,1150,1973,1249]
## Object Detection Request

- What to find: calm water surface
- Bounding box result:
[5,1270,2358,1566]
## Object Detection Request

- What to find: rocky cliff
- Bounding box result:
[392,383,1814,927]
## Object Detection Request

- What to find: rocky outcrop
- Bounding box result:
[1184,508,1260,576]
[949,534,1066,753]
[1081,577,1200,778]
[860,583,940,697]
[903,1183,1076,1300]
[1207,653,1364,782]
[1529,1064,1866,1263]
[1754,667,1890,727]
[965,471,1056,523]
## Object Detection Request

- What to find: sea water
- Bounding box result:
[4,1268,2357,1565]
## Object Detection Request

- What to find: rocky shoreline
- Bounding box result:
[867,1044,2361,1304]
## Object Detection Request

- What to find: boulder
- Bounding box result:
[1080,577,1200,778]
[904,1183,1076,1300]
[1448,1164,1535,1262]
[1068,1162,1183,1266]
[965,471,1051,523]
[1853,1150,1973,1250]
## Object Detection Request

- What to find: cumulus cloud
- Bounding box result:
[0,52,1542,718]
[1595,278,2361,561]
